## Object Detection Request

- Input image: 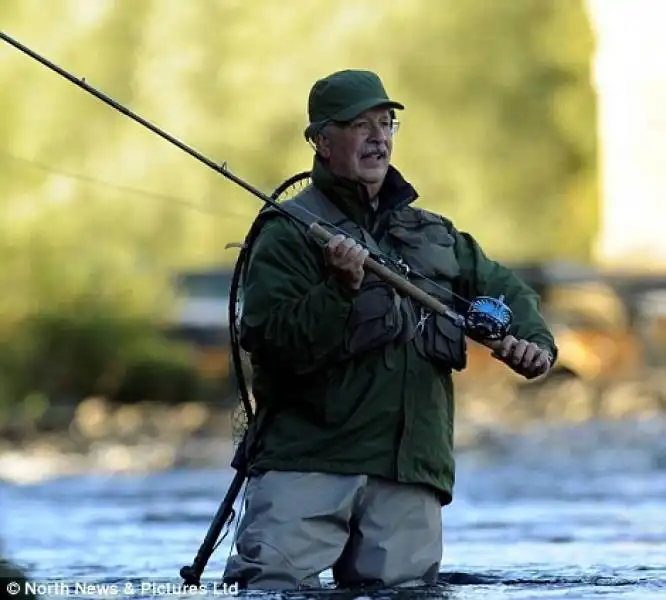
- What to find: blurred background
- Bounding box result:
[1,0,666,593]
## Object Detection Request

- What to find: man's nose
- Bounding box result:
[367,122,389,142]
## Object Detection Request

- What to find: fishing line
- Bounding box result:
[0,31,480,311]
[0,149,245,219]
[0,31,519,586]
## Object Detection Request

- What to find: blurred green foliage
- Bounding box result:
[0,296,204,420]
[0,298,193,398]
[0,0,598,410]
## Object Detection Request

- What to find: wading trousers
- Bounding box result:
[222,470,443,590]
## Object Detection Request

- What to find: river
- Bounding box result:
[3,417,666,599]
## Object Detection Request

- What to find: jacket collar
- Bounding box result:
[310,155,418,230]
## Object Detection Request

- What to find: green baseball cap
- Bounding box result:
[304,69,404,140]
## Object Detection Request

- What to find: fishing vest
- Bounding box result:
[244,184,468,373]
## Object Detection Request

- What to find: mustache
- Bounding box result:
[360,145,388,159]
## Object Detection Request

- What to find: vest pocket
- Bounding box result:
[410,277,467,372]
[344,278,406,357]
[415,310,467,372]
[383,208,467,371]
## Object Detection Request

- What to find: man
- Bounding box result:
[222,69,557,590]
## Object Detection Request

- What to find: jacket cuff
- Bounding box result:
[530,335,558,365]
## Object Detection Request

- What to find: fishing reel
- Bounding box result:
[464,294,513,341]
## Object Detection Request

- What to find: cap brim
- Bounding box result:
[333,98,404,122]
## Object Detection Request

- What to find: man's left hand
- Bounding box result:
[488,336,553,379]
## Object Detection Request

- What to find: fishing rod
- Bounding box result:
[0,30,513,340]
[0,31,518,585]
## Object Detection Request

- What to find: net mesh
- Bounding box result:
[230,354,253,445]
[229,172,312,446]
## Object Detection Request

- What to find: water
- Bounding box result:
[3,418,666,600]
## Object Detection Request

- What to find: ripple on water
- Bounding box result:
[3,420,666,599]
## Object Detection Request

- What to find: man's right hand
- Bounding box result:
[325,234,369,290]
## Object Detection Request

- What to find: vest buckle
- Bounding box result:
[394,257,411,277]
[416,307,431,333]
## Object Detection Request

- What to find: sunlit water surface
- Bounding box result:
[3,419,666,599]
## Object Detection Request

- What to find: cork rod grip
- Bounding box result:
[307,222,467,327]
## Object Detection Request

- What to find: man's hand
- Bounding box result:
[325,234,369,290]
[488,335,553,379]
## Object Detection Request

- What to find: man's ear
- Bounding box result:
[314,130,332,159]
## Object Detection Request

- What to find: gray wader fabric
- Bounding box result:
[222,470,442,590]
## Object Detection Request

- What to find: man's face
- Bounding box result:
[317,107,396,194]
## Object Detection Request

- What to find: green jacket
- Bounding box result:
[238,157,557,505]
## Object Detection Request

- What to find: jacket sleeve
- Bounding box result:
[452,228,558,361]
[239,215,357,374]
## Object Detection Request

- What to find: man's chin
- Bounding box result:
[357,164,389,184]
